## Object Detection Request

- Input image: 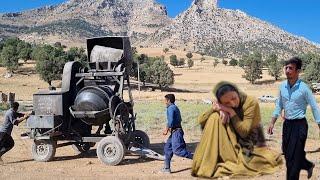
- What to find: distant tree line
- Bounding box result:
[299,52,320,84]
[0,37,87,87]
[238,51,320,84]
[2,37,319,88]
[199,50,320,85]
[168,51,194,69]
[0,37,176,90]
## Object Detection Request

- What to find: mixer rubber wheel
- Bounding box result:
[97,136,125,166]
[32,139,56,162]
[132,130,150,148]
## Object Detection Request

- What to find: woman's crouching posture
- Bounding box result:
[191,81,283,178]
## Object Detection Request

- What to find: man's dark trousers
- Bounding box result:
[0,132,14,157]
[164,129,193,169]
[282,118,313,180]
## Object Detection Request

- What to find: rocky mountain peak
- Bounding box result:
[140,0,319,58]
[0,0,319,58]
[192,0,218,10]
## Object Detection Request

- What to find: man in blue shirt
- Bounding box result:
[0,102,29,164]
[268,57,320,180]
[161,94,193,173]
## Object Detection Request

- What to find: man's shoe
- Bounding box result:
[307,163,315,179]
[161,167,171,174]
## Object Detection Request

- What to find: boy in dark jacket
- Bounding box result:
[161,94,193,173]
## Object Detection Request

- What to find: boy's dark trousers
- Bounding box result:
[282,118,313,180]
[164,129,193,169]
[0,132,14,157]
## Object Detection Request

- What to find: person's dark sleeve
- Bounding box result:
[16,112,24,118]
[167,107,174,128]
[9,112,19,126]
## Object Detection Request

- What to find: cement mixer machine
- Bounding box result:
[25,37,152,165]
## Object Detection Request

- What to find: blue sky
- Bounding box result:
[0,0,319,44]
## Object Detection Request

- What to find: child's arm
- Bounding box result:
[163,127,170,135]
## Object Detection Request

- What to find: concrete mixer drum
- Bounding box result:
[25,36,151,166]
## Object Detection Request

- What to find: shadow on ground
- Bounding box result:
[306,147,320,154]
[48,142,198,165]
[149,142,198,155]
[5,158,34,165]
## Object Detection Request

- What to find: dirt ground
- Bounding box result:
[0,116,320,180]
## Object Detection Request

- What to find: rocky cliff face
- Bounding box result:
[0,0,318,58]
[140,0,319,58]
[0,0,171,43]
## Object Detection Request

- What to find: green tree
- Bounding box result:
[34,44,68,86]
[0,40,4,52]
[199,52,205,56]
[213,59,219,67]
[242,52,263,84]
[131,47,138,55]
[17,41,32,62]
[136,54,148,65]
[299,52,318,71]
[0,37,21,70]
[178,58,185,67]
[169,54,178,67]
[66,47,88,67]
[187,58,194,68]
[266,54,282,80]
[0,45,19,73]
[2,37,20,47]
[131,55,164,86]
[222,59,228,66]
[54,42,62,48]
[163,48,169,54]
[303,54,320,83]
[238,58,245,68]
[139,63,151,85]
[186,52,193,60]
[200,55,205,62]
[148,56,162,65]
[149,60,174,89]
[229,58,238,66]
[160,55,165,61]
[265,54,277,67]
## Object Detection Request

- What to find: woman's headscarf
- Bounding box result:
[212,81,247,119]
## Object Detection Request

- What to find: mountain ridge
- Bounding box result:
[0,0,318,58]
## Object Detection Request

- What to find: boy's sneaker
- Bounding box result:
[161,167,171,174]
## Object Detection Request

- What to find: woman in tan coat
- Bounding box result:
[191,81,283,178]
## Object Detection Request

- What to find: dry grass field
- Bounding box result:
[1,48,320,179]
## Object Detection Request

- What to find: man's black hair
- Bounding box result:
[285,57,302,70]
[11,102,19,109]
[165,94,175,103]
